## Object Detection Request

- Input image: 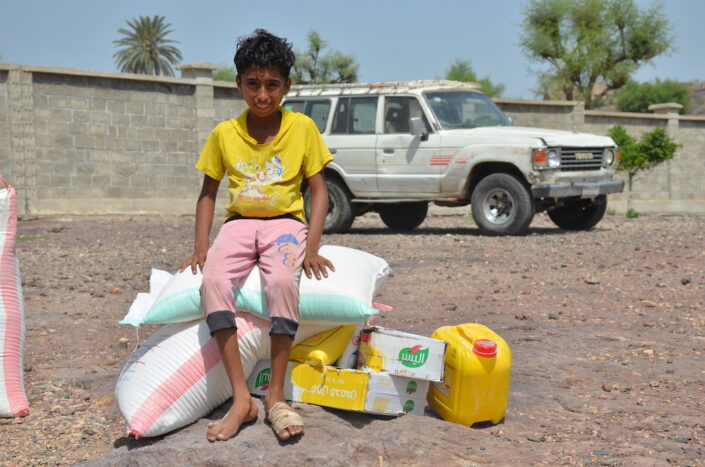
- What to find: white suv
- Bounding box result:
[284,80,623,235]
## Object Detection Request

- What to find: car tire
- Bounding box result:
[378,202,429,231]
[470,173,534,236]
[548,195,607,231]
[304,177,355,234]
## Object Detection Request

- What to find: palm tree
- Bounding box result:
[113,15,183,76]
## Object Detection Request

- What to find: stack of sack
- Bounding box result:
[116,245,392,438]
[0,175,29,419]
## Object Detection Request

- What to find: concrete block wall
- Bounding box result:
[31,72,199,208]
[1,62,703,216]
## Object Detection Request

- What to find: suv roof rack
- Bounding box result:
[288,79,480,97]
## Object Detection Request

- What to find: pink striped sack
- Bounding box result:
[0,175,29,418]
[115,312,332,438]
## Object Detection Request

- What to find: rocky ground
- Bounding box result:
[2,210,703,466]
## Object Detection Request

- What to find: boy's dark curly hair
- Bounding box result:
[234,29,295,79]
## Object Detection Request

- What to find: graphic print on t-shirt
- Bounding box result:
[235,155,284,205]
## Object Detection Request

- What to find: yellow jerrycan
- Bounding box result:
[427,323,511,426]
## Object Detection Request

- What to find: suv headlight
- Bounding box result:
[603,148,616,166]
[547,149,560,168]
[533,148,561,169]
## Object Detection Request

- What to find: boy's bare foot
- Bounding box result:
[207,396,258,442]
[264,396,303,440]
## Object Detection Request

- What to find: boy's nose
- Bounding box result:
[256,85,269,100]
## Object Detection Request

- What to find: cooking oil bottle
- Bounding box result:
[427,323,511,426]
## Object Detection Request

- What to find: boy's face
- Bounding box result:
[236,66,291,120]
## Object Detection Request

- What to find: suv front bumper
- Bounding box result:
[532,179,624,199]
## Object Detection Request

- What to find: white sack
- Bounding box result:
[0,176,28,418]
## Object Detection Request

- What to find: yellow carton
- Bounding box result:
[427,323,511,426]
[248,361,368,411]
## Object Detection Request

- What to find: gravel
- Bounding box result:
[3,211,704,465]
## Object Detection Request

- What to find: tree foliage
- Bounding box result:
[520,0,673,108]
[213,65,235,82]
[616,79,691,114]
[291,30,359,84]
[608,124,679,212]
[445,59,505,97]
[113,15,183,76]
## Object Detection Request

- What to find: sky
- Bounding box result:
[1,0,704,99]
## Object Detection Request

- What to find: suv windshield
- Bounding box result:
[424,91,510,129]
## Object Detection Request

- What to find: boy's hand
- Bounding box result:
[303,253,334,280]
[180,246,209,274]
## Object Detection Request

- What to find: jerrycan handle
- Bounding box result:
[457,325,475,345]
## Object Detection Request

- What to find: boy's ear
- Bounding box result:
[284,78,291,94]
[235,75,241,88]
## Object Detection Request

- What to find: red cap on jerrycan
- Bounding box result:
[472,339,497,357]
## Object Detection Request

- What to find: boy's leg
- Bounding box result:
[257,219,307,440]
[207,328,259,442]
[201,220,259,441]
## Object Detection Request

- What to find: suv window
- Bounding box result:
[332,97,377,134]
[424,91,509,129]
[384,96,431,134]
[283,99,331,133]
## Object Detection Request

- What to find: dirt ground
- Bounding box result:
[2,210,704,466]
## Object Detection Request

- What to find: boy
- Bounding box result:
[180,29,333,442]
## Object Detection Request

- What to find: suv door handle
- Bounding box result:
[383,148,395,154]
[329,148,337,154]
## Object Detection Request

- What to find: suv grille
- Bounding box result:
[560,148,604,171]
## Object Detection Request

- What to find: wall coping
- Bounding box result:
[584,110,669,121]
[0,62,195,86]
[677,115,705,122]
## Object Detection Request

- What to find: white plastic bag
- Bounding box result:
[115,312,333,438]
[0,175,29,418]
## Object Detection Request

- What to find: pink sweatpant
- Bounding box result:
[201,218,307,337]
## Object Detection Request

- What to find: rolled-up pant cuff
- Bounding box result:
[206,310,237,336]
[269,317,298,339]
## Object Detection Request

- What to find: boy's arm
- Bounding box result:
[303,172,334,280]
[180,174,220,274]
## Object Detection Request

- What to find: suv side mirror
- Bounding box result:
[410,117,429,141]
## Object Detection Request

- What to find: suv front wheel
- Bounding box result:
[378,202,428,231]
[304,177,355,234]
[470,173,534,236]
[548,195,607,230]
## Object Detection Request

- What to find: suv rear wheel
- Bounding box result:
[304,177,355,234]
[378,202,428,231]
[548,195,607,230]
[471,173,534,236]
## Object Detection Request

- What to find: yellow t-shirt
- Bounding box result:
[196,108,333,221]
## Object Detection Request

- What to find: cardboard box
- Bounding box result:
[247,360,430,416]
[365,371,429,416]
[357,327,447,382]
[248,360,368,411]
